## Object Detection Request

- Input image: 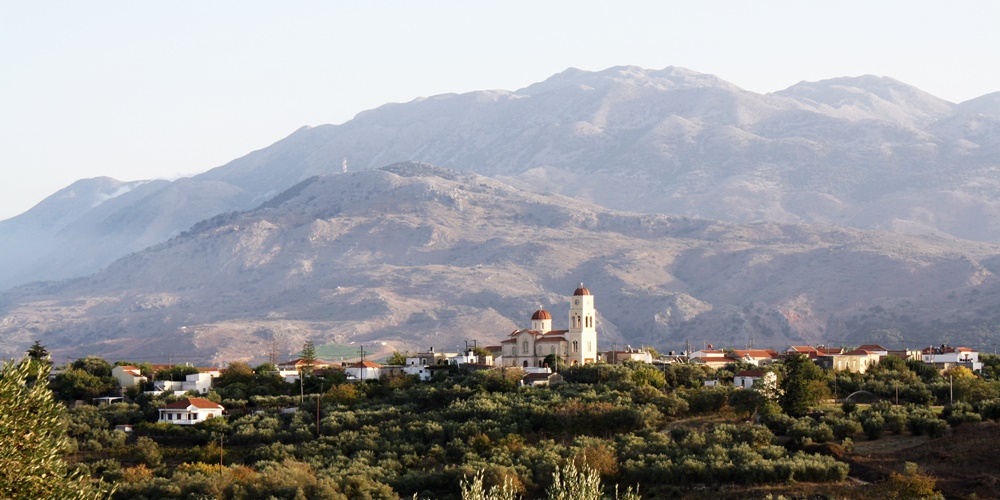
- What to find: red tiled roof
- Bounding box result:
[844,349,874,356]
[537,337,566,342]
[731,350,776,358]
[163,397,223,410]
[117,366,142,376]
[789,346,819,353]
[735,370,766,378]
[856,344,887,351]
[531,308,552,320]
[350,361,382,368]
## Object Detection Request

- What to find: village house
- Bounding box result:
[688,348,731,369]
[921,345,982,371]
[345,360,382,382]
[816,349,881,373]
[521,372,564,387]
[786,345,821,358]
[405,348,450,367]
[605,345,653,364]
[157,397,225,425]
[730,349,781,366]
[150,369,220,396]
[500,285,599,368]
[734,370,778,391]
[111,365,147,389]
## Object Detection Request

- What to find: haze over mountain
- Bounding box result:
[3,66,1000,294]
[3,163,1000,363]
[4,65,1000,361]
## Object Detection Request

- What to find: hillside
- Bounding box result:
[3,163,999,363]
[2,66,1000,291]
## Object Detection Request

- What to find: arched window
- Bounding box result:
[522,341,528,354]
[587,341,592,353]
[573,341,579,353]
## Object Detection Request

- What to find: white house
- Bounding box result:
[111,365,147,389]
[734,370,779,399]
[606,346,653,364]
[402,364,433,381]
[151,370,219,395]
[345,361,382,382]
[158,397,225,425]
[734,370,777,389]
[730,350,780,366]
[922,345,982,371]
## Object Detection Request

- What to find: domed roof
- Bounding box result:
[531,308,552,320]
[573,283,591,296]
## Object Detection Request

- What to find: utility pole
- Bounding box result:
[358,345,367,382]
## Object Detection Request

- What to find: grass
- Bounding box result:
[313,343,365,362]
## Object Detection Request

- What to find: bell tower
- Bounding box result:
[567,283,597,365]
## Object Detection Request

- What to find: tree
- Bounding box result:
[26,340,50,363]
[385,351,408,366]
[547,460,602,500]
[460,469,518,500]
[543,354,567,371]
[300,340,317,376]
[779,354,824,417]
[0,358,109,499]
[217,361,256,387]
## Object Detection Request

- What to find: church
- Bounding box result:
[500,285,598,368]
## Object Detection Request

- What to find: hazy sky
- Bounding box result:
[2,1,997,220]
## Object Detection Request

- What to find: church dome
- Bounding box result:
[531,308,552,320]
[573,284,591,296]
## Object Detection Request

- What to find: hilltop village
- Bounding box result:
[7,286,1000,499]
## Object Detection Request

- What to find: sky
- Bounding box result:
[2,1,998,221]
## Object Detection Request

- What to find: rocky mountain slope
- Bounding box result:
[3,66,1000,292]
[3,164,1000,364]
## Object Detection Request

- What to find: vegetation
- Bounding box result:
[0,358,110,499]
[13,345,1000,498]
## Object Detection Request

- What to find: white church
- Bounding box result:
[500,285,599,368]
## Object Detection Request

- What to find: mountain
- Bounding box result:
[3,163,999,363]
[2,65,1000,294]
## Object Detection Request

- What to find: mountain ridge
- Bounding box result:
[4,163,1000,363]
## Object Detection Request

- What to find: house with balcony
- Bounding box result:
[158,397,225,425]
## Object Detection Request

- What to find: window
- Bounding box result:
[587,341,592,352]
[573,341,579,353]
[522,341,528,354]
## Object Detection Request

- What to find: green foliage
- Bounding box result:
[154,364,199,382]
[132,436,162,467]
[547,460,602,500]
[940,402,982,427]
[779,354,824,417]
[0,358,110,499]
[875,462,943,499]
[460,469,519,500]
[27,340,50,363]
[300,340,318,375]
[682,386,730,414]
[386,351,408,366]
[51,367,119,402]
